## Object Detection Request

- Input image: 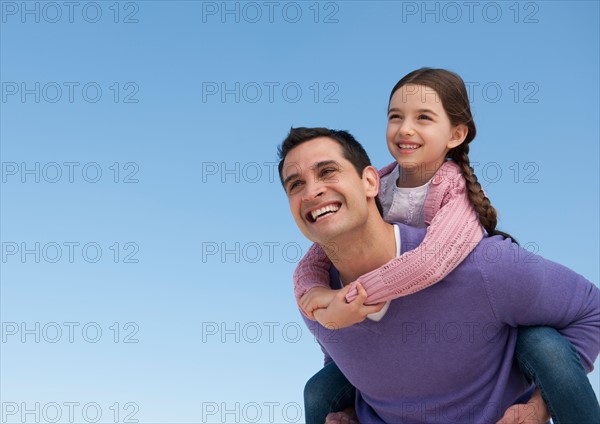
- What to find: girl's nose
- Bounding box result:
[400,121,415,136]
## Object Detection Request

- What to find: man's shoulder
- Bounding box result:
[394,222,427,254]
[463,235,533,278]
[472,235,519,260]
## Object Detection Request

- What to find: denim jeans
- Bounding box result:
[515,326,600,424]
[304,360,356,424]
[303,326,600,424]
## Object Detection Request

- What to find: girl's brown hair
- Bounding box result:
[389,68,514,240]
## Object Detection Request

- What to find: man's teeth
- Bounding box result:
[399,144,419,150]
[311,204,340,221]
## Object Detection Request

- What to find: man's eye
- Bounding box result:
[321,168,336,177]
[288,180,302,192]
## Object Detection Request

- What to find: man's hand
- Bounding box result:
[313,283,385,329]
[325,407,359,424]
[299,287,338,320]
[496,389,551,424]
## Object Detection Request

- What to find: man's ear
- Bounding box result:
[362,166,380,199]
[447,124,469,149]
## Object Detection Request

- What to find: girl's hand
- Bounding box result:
[313,283,385,329]
[299,287,338,320]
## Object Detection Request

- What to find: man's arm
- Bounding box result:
[480,236,600,372]
[496,389,550,424]
[325,408,359,424]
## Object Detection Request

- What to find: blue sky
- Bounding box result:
[1,1,598,422]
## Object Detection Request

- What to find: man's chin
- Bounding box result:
[299,216,346,245]
[308,230,340,248]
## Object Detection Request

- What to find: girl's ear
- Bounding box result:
[447,124,469,149]
[362,166,380,199]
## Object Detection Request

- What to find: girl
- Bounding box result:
[297,68,600,424]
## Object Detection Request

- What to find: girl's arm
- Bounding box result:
[293,242,336,318]
[295,161,483,320]
[346,161,484,304]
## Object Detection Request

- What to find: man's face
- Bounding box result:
[281,137,376,245]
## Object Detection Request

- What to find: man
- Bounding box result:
[277,127,600,424]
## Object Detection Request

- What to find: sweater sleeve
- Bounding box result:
[480,237,600,373]
[293,242,333,302]
[345,161,484,304]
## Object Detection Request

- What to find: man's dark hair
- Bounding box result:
[277,127,383,216]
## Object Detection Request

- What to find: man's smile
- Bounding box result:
[305,202,342,223]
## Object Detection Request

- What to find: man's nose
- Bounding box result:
[302,179,325,202]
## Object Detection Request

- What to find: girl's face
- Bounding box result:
[386,84,467,187]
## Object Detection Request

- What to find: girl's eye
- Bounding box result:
[388,114,401,121]
[418,114,432,121]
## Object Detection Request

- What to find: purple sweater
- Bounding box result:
[303,225,600,424]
